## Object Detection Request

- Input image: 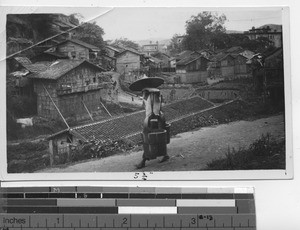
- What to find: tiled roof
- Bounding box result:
[211,52,228,62]
[152,52,170,59]
[14,57,32,65]
[43,51,68,58]
[23,62,52,73]
[176,55,208,66]
[28,60,105,80]
[176,50,194,60]
[226,46,243,53]
[149,56,163,64]
[106,45,122,53]
[8,37,33,44]
[116,49,141,57]
[64,96,214,142]
[58,39,100,52]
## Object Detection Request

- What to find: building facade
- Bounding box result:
[244,24,282,48]
[115,50,141,74]
[50,39,100,61]
[29,60,110,121]
[176,56,209,83]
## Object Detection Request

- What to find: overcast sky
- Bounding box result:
[18,7,284,41]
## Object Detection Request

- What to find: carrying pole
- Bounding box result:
[42,84,70,129]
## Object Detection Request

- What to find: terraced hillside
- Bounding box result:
[71,96,215,142]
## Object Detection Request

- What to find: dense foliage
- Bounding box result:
[183,12,227,51]
[167,33,184,56]
[109,38,140,50]
[73,21,105,49]
[206,133,285,170]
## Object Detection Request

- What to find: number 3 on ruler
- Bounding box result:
[191,217,196,225]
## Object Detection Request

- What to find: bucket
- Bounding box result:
[148,130,168,157]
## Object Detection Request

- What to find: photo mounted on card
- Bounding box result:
[0,5,293,181]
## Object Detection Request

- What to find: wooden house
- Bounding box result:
[152,52,171,69]
[105,45,122,58]
[264,48,284,105]
[176,55,209,83]
[197,49,215,59]
[7,56,32,74]
[50,39,100,61]
[30,51,68,63]
[6,57,48,97]
[175,50,195,62]
[244,25,283,48]
[219,54,236,80]
[115,49,141,74]
[233,54,251,78]
[142,42,159,56]
[28,59,109,121]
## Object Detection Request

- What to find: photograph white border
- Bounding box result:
[0,1,293,183]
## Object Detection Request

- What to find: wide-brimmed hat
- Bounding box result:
[129,76,164,91]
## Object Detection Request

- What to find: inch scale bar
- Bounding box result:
[1,213,256,229]
[0,187,256,230]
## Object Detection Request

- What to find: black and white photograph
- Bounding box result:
[2,6,292,179]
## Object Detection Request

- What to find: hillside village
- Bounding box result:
[6,13,285,172]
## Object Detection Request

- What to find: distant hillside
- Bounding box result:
[136,38,171,47]
[258,24,282,32]
[226,30,243,34]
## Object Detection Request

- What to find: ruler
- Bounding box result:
[0,186,256,230]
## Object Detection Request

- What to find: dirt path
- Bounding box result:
[110,71,143,106]
[38,114,285,173]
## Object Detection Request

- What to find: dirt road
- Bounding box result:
[38,114,285,173]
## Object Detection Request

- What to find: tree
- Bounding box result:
[110,38,140,50]
[68,13,82,26]
[212,33,275,53]
[73,22,105,49]
[183,11,227,51]
[167,34,184,56]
